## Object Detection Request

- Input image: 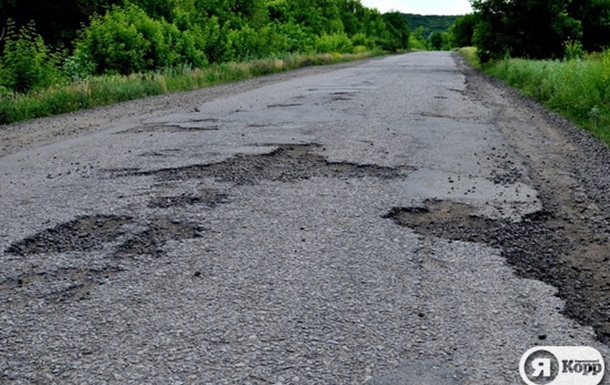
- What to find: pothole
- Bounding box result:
[5,215,132,256]
[4,215,204,302]
[6,215,204,258]
[120,118,221,133]
[113,217,203,258]
[119,144,413,185]
[383,199,605,340]
[122,124,219,133]
[148,190,228,209]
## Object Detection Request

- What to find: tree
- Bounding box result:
[450,13,478,48]
[568,0,610,52]
[0,0,119,48]
[429,31,444,50]
[382,11,410,50]
[409,26,429,50]
[472,0,581,61]
[127,0,177,21]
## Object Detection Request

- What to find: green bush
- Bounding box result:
[276,22,315,53]
[62,51,96,82]
[76,4,207,75]
[1,20,64,93]
[563,39,584,61]
[314,33,354,54]
[200,16,230,64]
[351,33,374,49]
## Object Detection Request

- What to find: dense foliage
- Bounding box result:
[0,0,410,93]
[470,0,610,62]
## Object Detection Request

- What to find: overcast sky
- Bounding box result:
[359,0,473,15]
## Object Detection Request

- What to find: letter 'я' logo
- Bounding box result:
[519,346,605,385]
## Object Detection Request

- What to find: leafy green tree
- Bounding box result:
[409,26,430,50]
[0,0,120,47]
[450,13,478,48]
[382,11,410,50]
[200,16,232,63]
[403,14,457,37]
[127,0,177,21]
[337,0,366,36]
[275,21,316,52]
[223,23,290,61]
[472,0,581,61]
[568,0,610,52]
[429,31,444,50]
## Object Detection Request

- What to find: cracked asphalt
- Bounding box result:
[1,51,609,384]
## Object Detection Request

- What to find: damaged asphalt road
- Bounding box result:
[1,51,610,384]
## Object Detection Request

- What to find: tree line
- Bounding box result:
[460,0,610,62]
[4,0,595,97]
[0,0,410,93]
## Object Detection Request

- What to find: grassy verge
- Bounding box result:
[459,47,610,145]
[0,51,383,125]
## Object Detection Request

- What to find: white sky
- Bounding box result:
[359,0,473,15]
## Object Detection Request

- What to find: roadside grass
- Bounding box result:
[0,51,381,125]
[459,47,610,145]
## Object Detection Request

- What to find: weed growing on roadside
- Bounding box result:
[459,47,610,145]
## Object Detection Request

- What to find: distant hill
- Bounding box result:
[402,14,459,37]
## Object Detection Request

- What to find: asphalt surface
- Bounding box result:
[1,51,609,384]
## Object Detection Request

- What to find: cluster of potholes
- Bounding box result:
[3,143,610,346]
[2,144,412,303]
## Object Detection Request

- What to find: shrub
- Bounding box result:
[223,23,293,62]
[277,22,315,53]
[314,33,353,54]
[351,33,374,49]
[76,4,207,75]
[1,20,64,93]
[563,39,584,61]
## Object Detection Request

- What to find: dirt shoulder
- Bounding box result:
[453,53,610,343]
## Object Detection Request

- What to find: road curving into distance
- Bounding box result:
[1,51,609,384]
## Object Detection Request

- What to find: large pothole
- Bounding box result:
[383,199,610,342]
[4,215,204,302]
[116,144,414,184]
[5,215,204,258]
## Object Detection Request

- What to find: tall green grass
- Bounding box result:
[459,47,610,145]
[0,51,380,125]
